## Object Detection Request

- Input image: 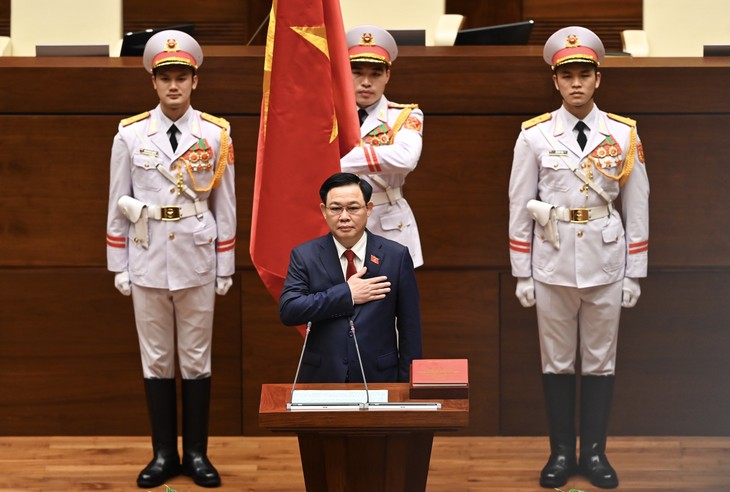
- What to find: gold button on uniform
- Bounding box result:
[577,231,583,238]
[169,233,175,240]
[170,187,176,194]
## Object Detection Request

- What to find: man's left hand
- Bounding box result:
[621,277,641,308]
[216,276,233,296]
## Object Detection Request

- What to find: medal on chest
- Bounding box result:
[364,123,393,146]
[589,134,624,178]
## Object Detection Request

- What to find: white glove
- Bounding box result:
[215,276,233,296]
[515,277,536,308]
[114,271,131,296]
[621,277,641,308]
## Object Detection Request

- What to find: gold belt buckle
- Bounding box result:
[570,208,590,223]
[160,206,181,221]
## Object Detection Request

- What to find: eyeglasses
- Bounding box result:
[325,204,366,216]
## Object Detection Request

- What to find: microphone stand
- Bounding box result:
[350,319,441,411]
[349,319,370,407]
[286,320,440,411]
[288,322,311,408]
[287,321,365,411]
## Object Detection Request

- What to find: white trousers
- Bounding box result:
[131,282,215,379]
[534,279,623,376]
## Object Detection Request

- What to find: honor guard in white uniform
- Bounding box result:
[341,25,424,267]
[106,30,236,489]
[508,26,649,489]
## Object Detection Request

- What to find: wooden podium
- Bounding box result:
[259,383,469,492]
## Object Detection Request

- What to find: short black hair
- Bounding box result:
[319,172,373,204]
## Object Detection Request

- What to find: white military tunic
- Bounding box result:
[508,105,649,374]
[341,96,424,267]
[106,105,236,378]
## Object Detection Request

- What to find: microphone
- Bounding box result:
[289,321,311,406]
[349,319,370,407]
[349,320,443,412]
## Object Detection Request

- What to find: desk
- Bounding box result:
[259,383,469,491]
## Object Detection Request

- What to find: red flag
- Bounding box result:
[251,0,359,306]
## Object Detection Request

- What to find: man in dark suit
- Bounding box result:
[279,172,422,383]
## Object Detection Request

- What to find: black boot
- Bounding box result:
[579,375,619,489]
[182,377,221,487]
[540,374,577,488]
[137,378,181,488]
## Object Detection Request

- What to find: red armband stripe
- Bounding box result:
[217,237,236,253]
[106,233,126,248]
[363,146,376,172]
[509,238,531,253]
[367,146,381,172]
[629,239,649,254]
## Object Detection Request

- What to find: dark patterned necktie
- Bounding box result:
[168,124,178,151]
[575,121,588,150]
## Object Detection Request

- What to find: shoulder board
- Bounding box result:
[521,112,551,130]
[200,112,230,129]
[120,111,150,127]
[387,102,419,109]
[607,113,636,127]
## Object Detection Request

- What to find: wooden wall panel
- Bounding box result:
[500,271,730,436]
[0,270,242,435]
[0,0,7,36]
[241,270,302,436]
[636,115,730,267]
[446,0,522,28]
[406,116,518,268]
[416,269,501,436]
[122,0,250,45]
[2,53,727,116]
[522,0,642,50]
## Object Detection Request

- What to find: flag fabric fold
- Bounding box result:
[251,0,359,307]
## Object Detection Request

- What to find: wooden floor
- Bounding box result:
[0,436,728,491]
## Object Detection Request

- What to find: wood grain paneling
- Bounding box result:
[446,0,523,28]
[2,436,730,491]
[523,0,641,19]
[0,270,242,435]
[122,0,250,45]
[522,0,642,50]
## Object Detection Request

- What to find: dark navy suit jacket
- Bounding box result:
[279,231,422,383]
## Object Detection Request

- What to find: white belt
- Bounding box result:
[148,200,208,221]
[555,204,611,223]
[371,187,403,206]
